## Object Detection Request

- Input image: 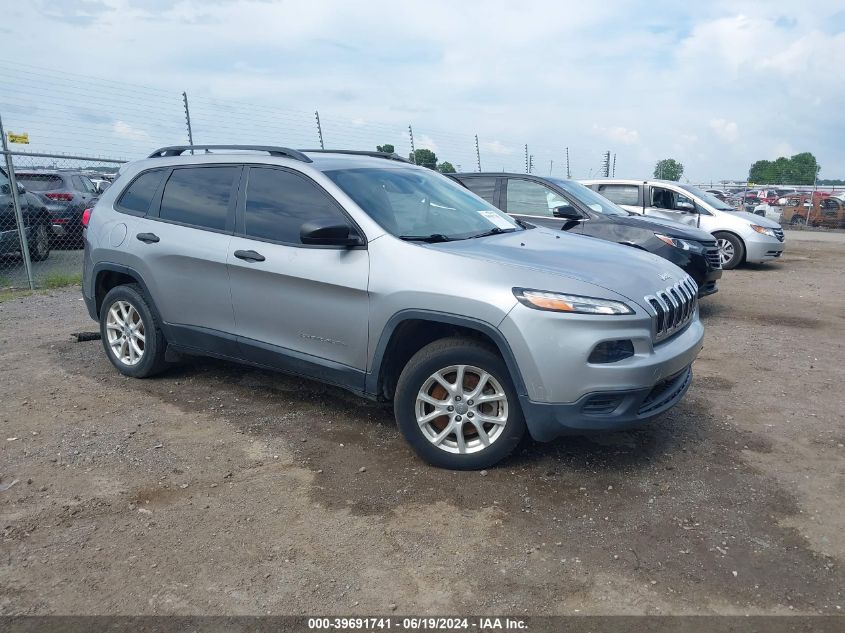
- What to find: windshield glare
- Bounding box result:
[679,184,733,211]
[326,167,519,239]
[549,179,627,215]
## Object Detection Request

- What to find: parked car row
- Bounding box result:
[81,146,791,470]
[0,167,52,261]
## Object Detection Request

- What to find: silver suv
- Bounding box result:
[82,146,704,470]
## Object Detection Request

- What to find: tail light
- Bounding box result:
[82,208,92,227]
[45,192,73,201]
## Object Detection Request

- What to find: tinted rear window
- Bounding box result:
[597,184,639,206]
[117,170,166,215]
[159,167,238,231]
[16,174,65,191]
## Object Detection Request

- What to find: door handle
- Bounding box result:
[136,232,160,244]
[234,249,265,262]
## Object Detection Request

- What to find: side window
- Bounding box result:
[505,179,568,216]
[80,176,98,194]
[460,177,497,205]
[71,176,86,192]
[244,168,349,244]
[117,170,167,215]
[0,169,9,191]
[651,187,683,210]
[597,184,639,206]
[159,167,238,231]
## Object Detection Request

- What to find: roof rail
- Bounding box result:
[147,145,312,162]
[299,149,411,164]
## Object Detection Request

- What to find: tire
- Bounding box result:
[29,223,51,262]
[394,337,526,470]
[790,215,806,226]
[99,284,168,378]
[714,232,745,270]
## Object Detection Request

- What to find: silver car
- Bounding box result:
[82,146,704,470]
[582,179,785,270]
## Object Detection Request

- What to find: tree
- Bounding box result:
[409,148,438,169]
[437,161,456,174]
[654,158,684,181]
[376,144,394,154]
[748,152,819,185]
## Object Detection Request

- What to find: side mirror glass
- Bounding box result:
[300,218,362,246]
[676,201,696,212]
[552,204,581,220]
[0,183,9,195]
[97,182,110,194]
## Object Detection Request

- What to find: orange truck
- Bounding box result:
[781,194,845,228]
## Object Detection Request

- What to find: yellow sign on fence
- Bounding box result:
[7,132,29,144]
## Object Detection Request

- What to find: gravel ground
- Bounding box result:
[0,231,843,616]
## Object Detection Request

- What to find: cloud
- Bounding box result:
[113,121,152,143]
[415,134,438,153]
[592,125,640,144]
[480,140,514,155]
[709,119,739,143]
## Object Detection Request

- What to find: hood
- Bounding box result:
[428,227,689,304]
[720,209,781,228]
[612,213,715,241]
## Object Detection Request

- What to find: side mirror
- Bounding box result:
[17,183,26,195]
[300,218,362,246]
[0,183,9,195]
[96,182,110,194]
[676,202,696,212]
[552,204,581,220]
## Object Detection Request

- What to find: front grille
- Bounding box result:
[645,276,698,342]
[704,246,722,269]
[773,228,785,242]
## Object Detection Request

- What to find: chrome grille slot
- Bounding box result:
[645,276,698,342]
[773,228,785,242]
[705,247,722,269]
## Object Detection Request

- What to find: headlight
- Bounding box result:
[654,233,701,251]
[513,288,634,315]
[751,224,776,238]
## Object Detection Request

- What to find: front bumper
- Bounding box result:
[744,234,784,263]
[521,365,693,440]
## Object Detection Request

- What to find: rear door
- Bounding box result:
[127,165,240,353]
[227,166,370,383]
[592,183,643,214]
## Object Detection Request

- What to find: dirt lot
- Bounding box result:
[1,231,843,616]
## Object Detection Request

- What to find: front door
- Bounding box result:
[645,185,700,227]
[227,166,370,386]
[503,178,585,232]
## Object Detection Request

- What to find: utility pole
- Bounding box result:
[474,134,481,172]
[182,92,194,154]
[602,150,611,177]
[549,159,553,175]
[565,147,571,179]
[408,125,416,164]
[524,144,529,173]
[314,111,325,149]
[529,155,534,174]
[612,153,616,177]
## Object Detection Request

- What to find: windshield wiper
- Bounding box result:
[514,218,535,229]
[466,227,518,239]
[399,233,453,243]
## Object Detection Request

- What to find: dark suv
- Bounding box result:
[0,167,52,261]
[452,173,722,297]
[14,170,99,246]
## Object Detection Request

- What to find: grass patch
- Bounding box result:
[41,272,83,289]
[0,288,35,303]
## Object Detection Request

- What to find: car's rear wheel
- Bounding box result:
[790,214,807,226]
[394,337,525,470]
[99,284,167,378]
[29,223,51,262]
[714,232,744,270]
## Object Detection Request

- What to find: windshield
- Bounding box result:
[548,178,628,216]
[326,167,520,240]
[679,184,733,211]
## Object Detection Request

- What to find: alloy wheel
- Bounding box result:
[106,300,145,366]
[717,238,734,266]
[415,364,508,454]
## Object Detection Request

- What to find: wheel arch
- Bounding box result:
[367,310,527,402]
[92,263,161,322]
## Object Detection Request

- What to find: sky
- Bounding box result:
[1,0,844,181]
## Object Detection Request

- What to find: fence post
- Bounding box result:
[524,145,528,173]
[565,147,571,178]
[474,134,481,172]
[315,111,325,149]
[182,92,194,154]
[0,113,35,290]
[408,125,416,164]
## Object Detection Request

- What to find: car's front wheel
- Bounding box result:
[99,284,168,378]
[714,232,745,270]
[394,338,526,470]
